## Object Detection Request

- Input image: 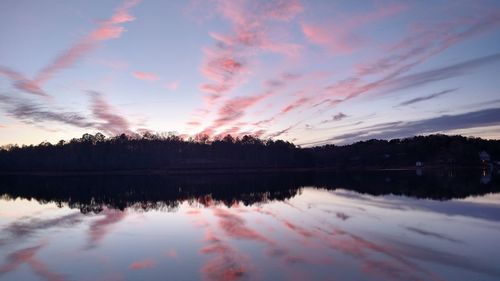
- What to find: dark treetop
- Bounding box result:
[0,133,499,172]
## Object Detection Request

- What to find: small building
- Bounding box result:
[479,151,491,163]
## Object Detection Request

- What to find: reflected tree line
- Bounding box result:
[0,170,498,213]
[0,133,499,172]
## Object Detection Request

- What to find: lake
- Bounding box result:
[1,170,499,281]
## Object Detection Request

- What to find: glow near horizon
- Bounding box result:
[1,0,500,146]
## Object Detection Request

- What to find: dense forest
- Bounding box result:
[0,133,499,172]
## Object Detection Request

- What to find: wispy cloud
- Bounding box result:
[0,0,141,98]
[307,107,500,145]
[164,81,179,90]
[34,0,141,86]
[320,112,347,124]
[0,92,132,136]
[198,73,300,136]
[0,95,95,129]
[382,53,500,94]
[301,4,407,54]
[192,0,303,129]
[132,71,159,82]
[397,89,457,107]
[89,91,132,135]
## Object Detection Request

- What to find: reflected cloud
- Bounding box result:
[404,226,462,243]
[331,189,500,222]
[213,208,272,243]
[335,212,350,221]
[165,249,178,259]
[85,209,126,250]
[129,258,155,270]
[0,212,83,246]
[0,243,66,281]
[200,229,252,281]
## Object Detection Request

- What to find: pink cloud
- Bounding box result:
[197,93,266,136]
[0,67,49,97]
[197,72,301,137]
[132,71,160,82]
[301,23,359,54]
[0,0,140,98]
[199,47,247,102]
[356,11,500,76]
[281,96,311,114]
[34,0,141,86]
[191,0,304,129]
[129,258,156,270]
[165,81,179,90]
[261,7,500,134]
[302,4,407,53]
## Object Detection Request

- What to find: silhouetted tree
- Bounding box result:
[0,133,498,172]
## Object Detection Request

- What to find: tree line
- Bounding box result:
[0,133,499,172]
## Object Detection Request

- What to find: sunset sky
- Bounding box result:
[1,0,500,146]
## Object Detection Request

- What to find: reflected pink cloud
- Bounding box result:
[86,209,126,249]
[186,209,202,215]
[0,243,66,281]
[129,258,155,270]
[255,206,442,280]
[199,229,252,281]
[186,208,209,228]
[166,249,178,259]
[188,207,255,281]
[212,208,272,243]
[281,220,314,238]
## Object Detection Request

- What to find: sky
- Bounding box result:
[1,0,500,146]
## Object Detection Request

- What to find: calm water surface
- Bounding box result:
[0,171,499,281]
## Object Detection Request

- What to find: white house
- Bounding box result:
[479,151,491,163]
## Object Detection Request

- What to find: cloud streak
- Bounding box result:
[307,107,500,145]
[0,0,141,97]
[301,4,407,54]
[0,92,132,136]
[397,89,457,107]
[132,71,159,82]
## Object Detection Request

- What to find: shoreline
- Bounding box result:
[0,165,486,176]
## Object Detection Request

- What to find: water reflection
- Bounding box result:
[0,170,498,214]
[0,170,499,281]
